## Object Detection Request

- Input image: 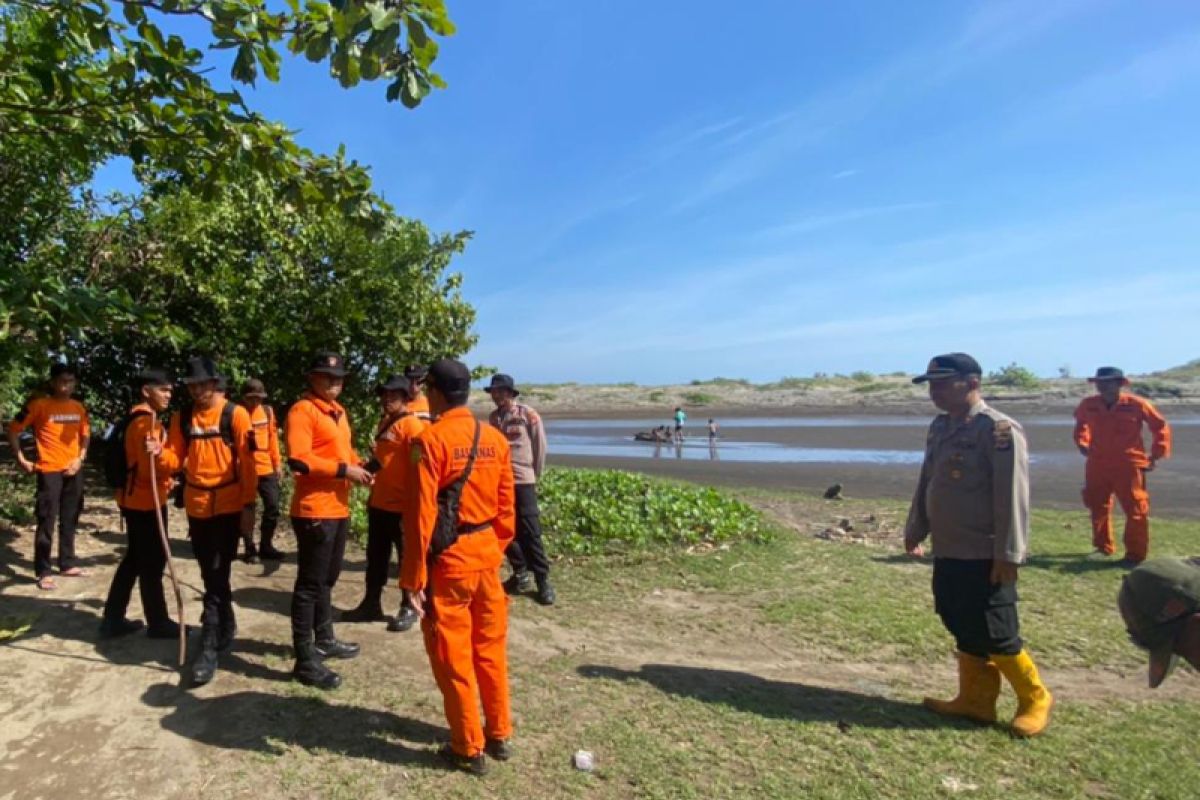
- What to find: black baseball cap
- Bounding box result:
[912,353,983,384]
[485,373,520,397]
[1088,366,1129,384]
[1118,558,1200,688]
[375,374,414,398]
[307,351,347,378]
[404,364,429,382]
[427,358,471,396]
[133,368,172,389]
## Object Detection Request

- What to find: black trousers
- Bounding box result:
[932,558,1023,658]
[364,507,403,595]
[505,483,550,580]
[33,470,83,577]
[256,474,281,546]
[103,507,170,626]
[188,514,240,630]
[291,517,348,643]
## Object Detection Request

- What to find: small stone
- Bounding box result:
[572,750,595,772]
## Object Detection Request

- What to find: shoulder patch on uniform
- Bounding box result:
[410,441,424,464]
[993,419,1013,450]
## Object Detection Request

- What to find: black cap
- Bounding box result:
[1088,366,1128,384]
[306,351,347,378]
[485,373,520,397]
[181,356,221,385]
[404,364,428,382]
[375,374,414,397]
[427,358,471,396]
[241,378,267,398]
[133,368,172,389]
[49,362,77,379]
[912,353,982,384]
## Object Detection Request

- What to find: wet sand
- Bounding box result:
[543,405,1200,519]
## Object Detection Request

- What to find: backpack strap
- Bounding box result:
[427,421,483,562]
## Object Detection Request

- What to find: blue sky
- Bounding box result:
[97,1,1200,383]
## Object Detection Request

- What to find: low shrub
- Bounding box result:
[851,381,892,394]
[682,391,716,406]
[987,362,1042,390]
[850,370,875,383]
[647,390,665,403]
[1131,381,1184,399]
[539,468,770,555]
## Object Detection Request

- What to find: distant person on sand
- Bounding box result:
[673,406,686,443]
[1073,367,1171,565]
[707,419,718,442]
[905,352,1053,738]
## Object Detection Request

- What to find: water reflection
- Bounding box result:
[550,433,925,464]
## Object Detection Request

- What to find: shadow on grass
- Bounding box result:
[143,683,444,766]
[578,663,960,731]
[1022,553,1130,575]
[91,528,192,561]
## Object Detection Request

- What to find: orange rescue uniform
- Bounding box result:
[369,412,427,512]
[166,403,257,517]
[286,393,358,519]
[409,393,432,422]
[116,403,180,511]
[1073,393,1171,561]
[247,404,282,477]
[401,406,516,758]
[8,397,90,471]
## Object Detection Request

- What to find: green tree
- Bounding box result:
[987,362,1042,390]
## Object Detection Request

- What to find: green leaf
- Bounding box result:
[123,3,146,25]
[232,43,258,85]
[400,70,422,108]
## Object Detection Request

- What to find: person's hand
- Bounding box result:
[1077,445,1089,457]
[906,542,925,558]
[345,465,374,486]
[144,437,163,456]
[16,456,34,475]
[63,457,83,477]
[1144,458,1158,473]
[990,560,1019,585]
[409,588,426,619]
[274,467,283,480]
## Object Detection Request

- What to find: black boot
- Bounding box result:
[217,606,237,652]
[98,617,144,639]
[241,535,259,564]
[340,591,386,623]
[503,571,534,595]
[191,625,220,686]
[535,577,557,606]
[259,541,285,560]
[314,624,360,660]
[293,640,341,690]
[388,604,419,633]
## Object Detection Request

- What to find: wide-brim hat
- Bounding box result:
[375,374,414,398]
[181,356,220,385]
[485,373,520,396]
[241,378,268,398]
[307,351,347,377]
[1118,558,1200,688]
[1087,366,1129,385]
[912,353,982,384]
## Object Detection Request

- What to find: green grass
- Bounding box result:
[681,391,717,406]
[850,381,894,394]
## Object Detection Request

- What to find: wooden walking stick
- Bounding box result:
[147,442,186,667]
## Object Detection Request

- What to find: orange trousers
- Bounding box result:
[1082,460,1150,562]
[421,567,512,757]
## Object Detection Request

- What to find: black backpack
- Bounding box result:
[101,409,153,490]
[176,400,243,492]
[428,421,482,562]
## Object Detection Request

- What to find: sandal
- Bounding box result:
[59,567,89,577]
[36,575,57,590]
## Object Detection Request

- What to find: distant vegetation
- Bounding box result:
[690,377,752,387]
[1154,359,1200,380]
[987,362,1042,390]
[682,391,717,406]
[1131,381,1185,400]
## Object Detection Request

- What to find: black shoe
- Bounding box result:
[146,620,188,640]
[191,632,219,687]
[388,606,419,633]
[503,572,534,595]
[485,738,513,761]
[535,579,556,606]
[242,551,259,565]
[98,617,145,639]
[340,599,386,623]
[293,642,341,690]
[438,744,488,776]
[315,637,360,660]
[259,543,285,560]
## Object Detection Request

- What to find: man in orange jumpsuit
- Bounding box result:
[1074,366,1172,565]
[6,363,91,590]
[239,378,284,561]
[286,351,373,689]
[166,356,258,686]
[402,359,516,776]
[406,364,433,421]
[343,374,426,631]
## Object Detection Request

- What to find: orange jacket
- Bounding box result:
[115,403,180,511]
[7,397,90,472]
[368,411,427,513]
[166,402,257,518]
[244,403,282,477]
[400,406,515,591]
[286,393,358,519]
[1074,393,1171,467]
[409,393,432,421]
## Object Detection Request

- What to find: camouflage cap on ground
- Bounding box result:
[1118,558,1200,688]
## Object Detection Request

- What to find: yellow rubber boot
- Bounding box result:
[923,652,1000,724]
[992,650,1054,738]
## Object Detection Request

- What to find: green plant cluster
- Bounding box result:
[681,391,716,406]
[1131,380,1185,399]
[987,362,1042,390]
[539,468,770,556]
